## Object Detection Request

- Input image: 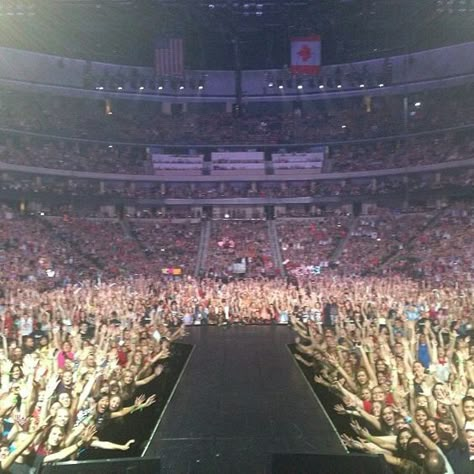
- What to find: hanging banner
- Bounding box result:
[290,35,321,75]
[154,38,184,77]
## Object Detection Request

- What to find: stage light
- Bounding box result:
[414,101,421,107]
[139,86,145,91]
[378,83,384,87]
[117,86,123,91]
[268,81,274,88]
[337,84,342,89]
[297,84,303,90]
[319,84,324,89]
[359,83,365,88]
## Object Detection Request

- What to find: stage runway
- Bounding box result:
[144,326,346,473]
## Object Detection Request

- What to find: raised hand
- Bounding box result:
[134,394,145,406]
[157,347,171,360]
[44,375,60,398]
[350,420,370,439]
[341,434,365,451]
[143,394,157,408]
[313,374,327,385]
[38,414,54,432]
[342,396,356,408]
[334,404,348,415]
[81,423,97,444]
[1,359,13,376]
[121,439,135,450]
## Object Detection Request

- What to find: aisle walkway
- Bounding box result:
[144,326,345,473]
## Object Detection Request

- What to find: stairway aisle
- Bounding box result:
[194,219,211,277]
[267,220,285,275]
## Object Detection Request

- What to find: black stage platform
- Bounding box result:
[143,326,346,473]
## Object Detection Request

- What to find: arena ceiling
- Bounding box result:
[0,1,474,68]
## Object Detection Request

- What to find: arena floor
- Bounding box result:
[143,326,346,473]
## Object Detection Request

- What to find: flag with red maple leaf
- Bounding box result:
[290,35,321,75]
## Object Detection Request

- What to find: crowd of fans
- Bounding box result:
[0,194,473,472]
[2,86,474,146]
[0,271,191,473]
[1,129,473,177]
[203,220,275,279]
[0,80,473,472]
[292,273,473,473]
[1,169,472,205]
[0,141,149,175]
[329,131,474,172]
[278,214,351,271]
[129,220,201,275]
[0,208,202,290]
[389,204,474,286]
[336,209,436,276]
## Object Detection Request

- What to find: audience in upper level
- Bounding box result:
[1,85,474,147]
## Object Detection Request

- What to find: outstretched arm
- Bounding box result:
[90,439,135,451]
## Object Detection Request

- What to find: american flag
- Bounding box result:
[154,38,184,77]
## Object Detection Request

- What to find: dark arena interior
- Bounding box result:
[0,1,473,473]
